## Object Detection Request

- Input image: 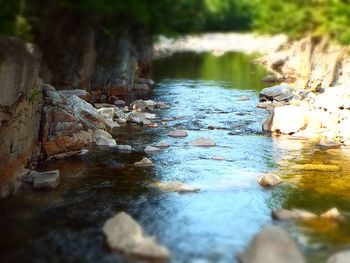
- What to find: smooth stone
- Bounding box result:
[115,145,133,151]
[188,137,216,147]
[168,130,188,137]
[321,208,344,221]
[134,158,153,166]
[153,182,199,193]
[144,113,157,119]
[144,146,160,153]
[258,174,282,186]
[177,185,200,193]
[157,102,171,109]
[33,170,60,189]
[103,212,171,259]
[212,155,225,161]
[58,89,88,98]
[259,85,292,102]
[238,225,305,263]
[155,141,170,148]
[96,136,117,146]
[237,96,250,101]
[319,139,342,148]
[162,117,175,121]
[272,209,317,220]
[94,129,113,139]
[327,250,350,263]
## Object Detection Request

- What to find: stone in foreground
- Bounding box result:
[144,146,160,153]
[238,225,305,263]
[155,141,170,147]
[168,130,188,137]
[258,174,282,186]
[327,250,350,263]
[134,158,153,166]
[33,170,60,189]
[103,212,171,260]
[188,137,216,147]
[272,209,317,221]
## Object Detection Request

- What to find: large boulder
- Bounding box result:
[103,212,171,260]
[68,95,106,130]
[327,250,350,263]
[263,105,308,134]
[259,85,293,102]
[238,225,305,263]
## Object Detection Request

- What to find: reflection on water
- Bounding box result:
[1,52,350,262]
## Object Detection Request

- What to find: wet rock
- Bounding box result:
[156,102,171,109]
[136,78,155,86]
[155,141,170,148]
[153,182,199,193]
[212,155,225,161]
[321,208,344,221]
[259,85,293,102]
[97,107,116,121]
[188,137,216,147]
[134,158,153,166]
[319,139,342,148]
[239,225,305,263]
[263,105,308,134]
[114,145,133,151]
[258,174,282,186]
[94,129,113,139]
[144,146,160,153]
[105,120,121,132]
[272,209,317,221]
[256,101,272,109]
[238,96,250,101]
[149,123,158,128]
[96,136,117,147]
[68,95,105,130]
[327,250,350,263]
[33,170,60,189]
[114,99,126,107]
[103,212,171,260]
[168,130,188,137]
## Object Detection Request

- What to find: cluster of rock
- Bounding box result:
[259,36,350,145]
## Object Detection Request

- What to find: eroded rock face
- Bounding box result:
[103,212,171,260]
[238,225,305,263]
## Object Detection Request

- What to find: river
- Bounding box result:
[1,52,350,263]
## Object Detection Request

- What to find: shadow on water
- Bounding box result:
[1,52,350,262]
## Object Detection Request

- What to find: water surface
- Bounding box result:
[1,52,350,263]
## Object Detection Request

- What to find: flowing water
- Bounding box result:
[1,52,350,263]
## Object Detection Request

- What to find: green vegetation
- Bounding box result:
[1,0,350,44]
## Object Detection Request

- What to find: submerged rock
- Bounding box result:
[188,137,216,147]
[272,209,317,221]
[258,174,282,186]
[103,212,171,260]
[237,96,250,101]
[153,182,199,193]
[156,102,171,109]
[319,139,342,148]
[168,130,188,137]
[144,146,160,153]
[327,250,350,263]
[134,158,153,166]
[155,141,170,148]
[238,225,305,263]
[33,170,60,189]
[212,155,225,161]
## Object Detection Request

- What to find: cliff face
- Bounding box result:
[0,38,43,197]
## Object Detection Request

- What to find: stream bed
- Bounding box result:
[1,52,350,263]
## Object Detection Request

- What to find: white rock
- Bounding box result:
[98,107,116,120]
[272,209,317,220]
[134,158,153,166]
[155,141,170,148]
[103,212,171,259]
[168,130,188,137]
[144,146,160,153]
[258,174,282,186]
[321,208,344,221]
[239,225,305,263]
[96,136,117,146]
[188,137,216,147]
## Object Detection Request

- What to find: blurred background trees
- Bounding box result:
[1,0,350,44]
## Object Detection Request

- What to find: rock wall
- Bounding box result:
[0,38,43,197]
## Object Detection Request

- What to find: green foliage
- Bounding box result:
[28,89,40,103]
